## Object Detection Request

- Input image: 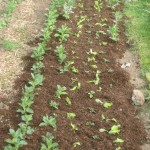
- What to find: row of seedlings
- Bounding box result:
[4,0,68,149]
[39,0,76,149]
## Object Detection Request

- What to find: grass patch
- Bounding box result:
[0,40,19,51]
[124,0,150,75]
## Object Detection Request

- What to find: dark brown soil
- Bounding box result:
[0,0,146,150]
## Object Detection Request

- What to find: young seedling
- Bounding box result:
[107,24,119,41]
[72,66,79,74]
[114,11,122,23]
[40,115,57,130]
[88,107,96,114]
[103,102,113,108]
[70,81,81,91]
[65,97,72,105]
[67,113,76,119]
[109,125,121,135]
[59,61,74,73]
[86,49,98,56]
[49,101,59,109]
[88,70,101,85]
[88,57,97,63]
[54,24,71,42]
[73,142,81,148]
[40,132,58,150]
[92,135,100,141]
[55,85,67,99]
[55,45,66,64]
[88,91,95,98]
[94,0,103,12]
[70,123,78,133]
[86,121,95,127]
[113,138,124,143]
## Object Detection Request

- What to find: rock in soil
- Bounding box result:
[132,89,145,106]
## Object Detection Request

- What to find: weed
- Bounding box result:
[1,40,19,51]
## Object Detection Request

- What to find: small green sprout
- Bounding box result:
[66,97,72,105]
[72,66,79,73]
[103,102,113,108]
[67,113,76,119]
[113,138,124,143]
[109,125,121,135]
[55,85,67,99]
[70,123,78,133]
[49,101,59,109]
[73,141,81,147]
[88,91,95,98]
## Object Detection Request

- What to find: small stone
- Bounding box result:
[132,89,145,106]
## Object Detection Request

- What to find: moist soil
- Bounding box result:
[0,0,147,150]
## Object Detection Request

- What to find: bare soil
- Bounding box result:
[0,0,147,150]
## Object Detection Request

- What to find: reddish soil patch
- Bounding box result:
[0,0,146,149]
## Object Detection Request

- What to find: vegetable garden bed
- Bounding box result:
[0,0,146,149]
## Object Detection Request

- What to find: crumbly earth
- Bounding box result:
[0,0,148,150]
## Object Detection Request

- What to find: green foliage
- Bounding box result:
[49,101,59,109]
[67,113,76,119]
[65,97,72,105]
[109,125,121,135]
[73,142,81,147]
[55,85,67,99]
[31,61,44,74]
[5,128,27,149]
[72,66,79,73]
[88,91,95,98]
[40,132,58,150]
[70,123,78,133]
[103,102,113,108]
[54,24,71,42]
[88,70,101,85]
[114,138,124,143]
[94,0,103,12]
[55,45,67,64]
[40,115,57,130]
[107,24,119,41]
[107,0,121,9]
[59,61,74,73]
[0,40,19,51]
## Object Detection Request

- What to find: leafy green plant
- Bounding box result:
[107,24,119,41]
[86,121,95,127]
[40,132,58,150]
[55,45,67,64]
[113,138,124,143]
[59,61,74,73]
[40,115,57,130]
[103,102,113,108]
[55,85,67,99]
[94,0,103,12]
[72,66,79,73]
[31,61,44,74]
[88,70,101,85]
[65,97,72,105]
[70,123,78,133]
[88,107,96,114]
[5,128,27,149]
[49,101,59,109]
[114,11,122,23]
[62,0,75,19]
[77,15,87,29]
[67,113,76,119]
[73,141,81,147]
[54,24,71,42]
[70,81,81,91]
[109,125,121,135]
[88,91,95,98]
